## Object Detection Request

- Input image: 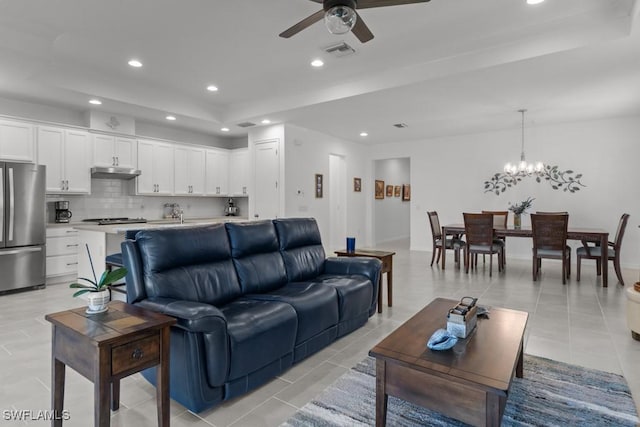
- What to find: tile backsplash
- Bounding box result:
[46,179,248,222]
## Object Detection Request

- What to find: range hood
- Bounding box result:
[91,166,141,180]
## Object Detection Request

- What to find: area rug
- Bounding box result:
[282,355,639,426]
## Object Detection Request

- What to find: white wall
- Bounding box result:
[374,158,410,244]
[281,124,370,250]
[369,115,640,268]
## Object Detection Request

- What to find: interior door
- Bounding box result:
[253,140,280,220]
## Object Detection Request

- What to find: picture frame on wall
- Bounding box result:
[394,186,401,197]
[386,185,393,197]
[402,184,411,201]
[354,177,362,192]
[315,174,323,198]
[375,180,385,199]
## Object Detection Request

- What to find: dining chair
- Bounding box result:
[427,211,465,268]
[482,210,508,266]
[530,213,570,284]
[577,213,630,286]
[463,213,504,277]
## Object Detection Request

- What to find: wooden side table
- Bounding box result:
[45,301,176,427]
[334,249,396,313]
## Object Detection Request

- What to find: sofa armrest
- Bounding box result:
[137,297,227,333]
[324,257,382,287]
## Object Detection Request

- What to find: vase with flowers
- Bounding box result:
[508,197,535,229]
[69,244,127,314]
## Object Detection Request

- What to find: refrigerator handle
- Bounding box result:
[0,166,3,243]
[8,167,13,241]
[0,247,42,256]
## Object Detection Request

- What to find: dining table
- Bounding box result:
[441,224,610,287]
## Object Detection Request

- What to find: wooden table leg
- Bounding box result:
[157,327,171,427]
[111,378,120,411]
[485,392,501,427]
[601,233,608,287]
[96,347,110,427]
[516,341,524,379]
[376,359,388,427]
[387,259,393,308]
[377,274,383,313]
[441,227,447,270]
[52,357,65,427]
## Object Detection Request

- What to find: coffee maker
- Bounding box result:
[54,201,73,223]
[224,198,238,216]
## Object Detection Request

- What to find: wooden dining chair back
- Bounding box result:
[463,213,503,276]
[530,213,570,284]
[482,210,509,265]
[427,211,465,268]
[577,213,630,286]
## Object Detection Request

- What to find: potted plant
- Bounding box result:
[508,197,535,229]
[70,244,127,314]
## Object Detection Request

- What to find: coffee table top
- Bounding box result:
[369,298,528,392]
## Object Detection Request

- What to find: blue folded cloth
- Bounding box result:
[427,328,458,350]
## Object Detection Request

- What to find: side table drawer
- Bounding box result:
[112,334,160,376]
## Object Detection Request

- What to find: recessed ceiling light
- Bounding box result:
[166,115,176,121]
[128,59,143,68]
[526,0,544,4]
[207,85,219,92]
[311,59,324,68]
[360,132,368,137]
[261,119,271,125]
[221,127,230,132]
[89,99,102,105]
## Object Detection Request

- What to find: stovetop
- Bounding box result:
[82,217,148,225]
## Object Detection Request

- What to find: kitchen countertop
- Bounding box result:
[48,217,249,234]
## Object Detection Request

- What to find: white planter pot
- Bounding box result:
[86,289,110,314]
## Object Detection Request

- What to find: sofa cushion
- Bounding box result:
[226,221,288,294]
[136,225,242,306]
[246,282,339,344]
[220,299,297,382]
[314,275,373,321]
[274,218,326,282]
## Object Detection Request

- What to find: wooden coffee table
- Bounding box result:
[369,298,528,426]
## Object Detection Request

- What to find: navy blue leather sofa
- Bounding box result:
[121,217,381,412]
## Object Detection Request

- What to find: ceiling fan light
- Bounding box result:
[324,6,357,35]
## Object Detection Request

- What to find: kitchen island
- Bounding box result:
[72,217,248,296]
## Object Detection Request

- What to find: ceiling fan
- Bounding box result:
[279,0,431,43]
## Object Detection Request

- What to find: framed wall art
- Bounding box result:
[354,177,362,192]
[375,180,384,199]
[402,184,411,201]
[394,186,401,197]
[386,185,393,197]
[315,174,323,198]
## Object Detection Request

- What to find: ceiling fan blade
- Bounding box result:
[279,10,325,38]
[357,0,430,9]
[352,12,374,43]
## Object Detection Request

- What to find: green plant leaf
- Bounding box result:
[69,283,96,289]
[100,267,128,287]
[72,289,92,298]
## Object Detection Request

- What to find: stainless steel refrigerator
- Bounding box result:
[0,162,46,293]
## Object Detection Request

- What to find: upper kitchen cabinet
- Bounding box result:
[92,134,137,168]
[205,148,229,196]
[174,146,205,196]
[37,126,91,194]
[229,148,249,196]
[0,119,35,162]
[137,139,174,195]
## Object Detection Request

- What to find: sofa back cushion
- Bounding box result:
[274,218,326,282]
[136,224,242,306]
[225,221,288,294]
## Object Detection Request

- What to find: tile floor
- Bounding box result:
[1,239,639,426]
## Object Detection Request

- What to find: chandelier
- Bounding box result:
[484,109,586,195]
[503,109,544,176]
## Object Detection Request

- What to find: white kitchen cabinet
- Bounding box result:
[37,126,91,194]
[137,139,174,195]
[229,148,249,196]
[92,134,137,168]
[0,119,35,162]
[174,146,205,195]
[46,227,79,279]
[205,148,229,196]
